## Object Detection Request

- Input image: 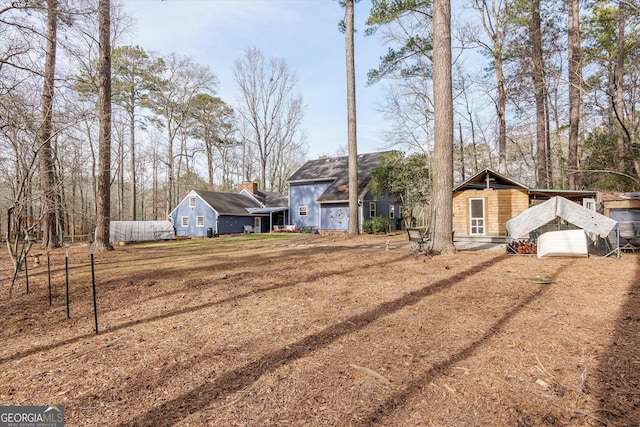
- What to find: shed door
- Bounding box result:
[469,198,485,235]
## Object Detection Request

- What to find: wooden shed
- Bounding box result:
[452,169,597,243]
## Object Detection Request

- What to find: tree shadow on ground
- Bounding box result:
[117,254,537,427]
[0,249,407,365]
[591,255,640,425]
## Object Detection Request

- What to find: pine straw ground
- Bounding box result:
[0,233,638,427]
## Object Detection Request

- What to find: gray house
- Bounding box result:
[171,183,288,237]
[287,152,398,232]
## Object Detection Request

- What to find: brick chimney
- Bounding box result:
[238,182,259,194]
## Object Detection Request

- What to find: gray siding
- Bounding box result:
[172,194,218,237]
[289,182,331,228]
[321,204,350,230]
[217,215,256,234]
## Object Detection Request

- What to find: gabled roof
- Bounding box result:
[254,190,288,207]
[453,169,528,192]
[193,190,263,215]
[288,151,390,203]
[454,168,596,201]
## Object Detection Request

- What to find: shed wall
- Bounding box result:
[604,199,640,217]
[453,189,529,236]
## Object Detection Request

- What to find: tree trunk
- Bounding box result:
[458,122,465,181]
[531,0,547,188]
[614,1,626,173]
[431,0,456,254]
[38,0,60,249]
[345,0,359,236]
[153,145,158,220]
[567,0,581,190]
[94,0,113,251]
[206,134,214,189]
[495,55,507,175]
[117,125,124,220]
[544,90,552,185]
[129,101,137,220]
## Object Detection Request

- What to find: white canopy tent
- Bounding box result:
[505,196,619,257]
[506,196,617,239]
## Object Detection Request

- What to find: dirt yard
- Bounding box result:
[0,233,638,426]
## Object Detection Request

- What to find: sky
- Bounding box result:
[120,0,391,159]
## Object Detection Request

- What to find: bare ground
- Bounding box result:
[0,233,638,426]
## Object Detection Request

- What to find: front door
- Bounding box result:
[469,198,485,235]
[254,217,261,233]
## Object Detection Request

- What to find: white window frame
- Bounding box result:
[196,216,204,227]
[181,216,189,227]
[469,198,485,235]
[299,206,308,216]
[583,198,596,211]
[189,196,196,208]
[369,201,376,218]
[389,204,395,220]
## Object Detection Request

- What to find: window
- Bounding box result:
[389,204,395,220]
[181,216,189,227]
[299,206,308,216]
[189,197,196,208]
[196,216,204,227]
[583,198,596,211]
[369,202,376,218]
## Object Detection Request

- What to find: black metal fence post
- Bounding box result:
[65,251,70,319]
[47,253,52,306]
[90,248,98,334]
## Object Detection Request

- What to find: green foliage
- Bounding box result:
[189,93,237,147]
[365,0,433,84]
[362,216,391,234]
[366,0,431,30]
[368,151,430,228]
[111,45,165,112]
[583,129,636,191]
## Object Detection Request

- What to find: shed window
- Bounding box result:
[189,197,196,208]
[583,198,595,211]
[389,204,395,220]
[370,202,376,218]
[181,216,189,227]
[299,206,308,216]
[196,216,204,227]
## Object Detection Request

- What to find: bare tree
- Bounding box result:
[468,0,511,174]
[111,45,162,220]
[94,0,113,251]
[431,0,455,254]
[233,47,306,191]
[151,53,217,214]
